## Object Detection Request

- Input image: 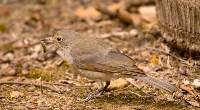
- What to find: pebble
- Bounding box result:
[138,6,157,22]
[2,52,14,61]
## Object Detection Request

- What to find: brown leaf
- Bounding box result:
[183,95,200,107]
[192,79,200,89]
[74,7,101,20]
[131,13,142,26]
[107,2,123,13]
[138,6,157,23]
[0,64,16,76]
[150,54,159,65]
[0,5,10,16]
[10,91,24,98]
[108,78,129,90]
[186,100,200,107]
[180,84,198,97]
[117,8,133,24]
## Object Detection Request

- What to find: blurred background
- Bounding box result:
[0,0,199,109]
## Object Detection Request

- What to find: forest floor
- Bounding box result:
[0,0,200,110]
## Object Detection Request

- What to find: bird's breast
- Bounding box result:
[57,49,74,65]
[78,69,113,81]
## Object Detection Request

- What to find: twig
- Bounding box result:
[0,81,62,93]
[40,78,43,94]
[95,2,134,25]
[1,42,41,54]
[130,91,152,99]
[45,82,71,86]
[125,0,155,7]
[54,82,93,88]
[116,8,133,24]
[95,3,116,17]
[13,42,40,50]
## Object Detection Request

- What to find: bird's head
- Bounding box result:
[41,29,79,50]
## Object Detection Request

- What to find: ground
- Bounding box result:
[0,0,200,110]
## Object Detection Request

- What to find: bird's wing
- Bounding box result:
[70,40,146,77]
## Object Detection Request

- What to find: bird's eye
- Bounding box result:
[57,37,62,41]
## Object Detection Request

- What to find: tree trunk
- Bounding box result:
[155,0,200,58]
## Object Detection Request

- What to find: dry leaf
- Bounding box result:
[10,91,24,98]
[192,79,200,89]
[183,95,200,107]
[0,63,16,76]
[0,5,10,16]
[182,79,190,85]
[74,7,101,20]
[138,6,157,23]
[108,78,129,90]
[180,84,198,97]
[131,13,142,26]
[150,54,159,65]
[0,76,15,81]
[107,2,123,13]
[186,100,200,107]
[36,99,44,106]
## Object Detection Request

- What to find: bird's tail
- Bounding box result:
[135,76,177,93]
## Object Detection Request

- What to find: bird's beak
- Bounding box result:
[41,37,54,45]
[41,37,54,52]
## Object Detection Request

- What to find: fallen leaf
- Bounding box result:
[138,6,157,23]
[108,78,129,90]
[10,91,24,98]
[150,54,159,65]
[131,13,142,26]
[182,79,190,85]
[0,76,15,81]
[180,84,198,97]
[192,79,200,89]
[2,52,14,61]
[107,2,123,13]
[0,63,16,76]
[36,99,44,106]
[186,100,200,107]
[74,7,101,20]
[129,29,138,36]
[0,5,10,16]
[183,95,200,107]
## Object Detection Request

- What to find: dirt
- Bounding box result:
[0,0,200,110]
[0,84,188,110]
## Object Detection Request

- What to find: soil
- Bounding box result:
[0,0,199,110]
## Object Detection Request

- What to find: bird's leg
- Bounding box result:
[69,65,80,79]
[85,81,110,101]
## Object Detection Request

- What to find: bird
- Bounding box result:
[41,29,177,101]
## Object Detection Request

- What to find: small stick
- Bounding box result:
[40,78,43,94]
[130,91,152,99]
[13,42,40,50]
[95,2,134,25]
[0,81,62,93]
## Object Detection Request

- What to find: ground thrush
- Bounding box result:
[41,29,177,101]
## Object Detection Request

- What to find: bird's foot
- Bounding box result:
[78,81,110,102]
[84,90,104,102]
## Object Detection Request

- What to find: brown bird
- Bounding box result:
[41,29,177,101]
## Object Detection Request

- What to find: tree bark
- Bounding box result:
[155,0,200,57]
